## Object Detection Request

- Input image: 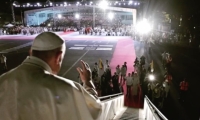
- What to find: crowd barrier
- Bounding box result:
[144,95,168,120]
[98,93,124,120]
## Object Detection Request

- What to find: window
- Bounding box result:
[121,15,125,19]
[28,14,34,16]
[126,15,133,20]
[47,13,53,18]
[39,13,45,18]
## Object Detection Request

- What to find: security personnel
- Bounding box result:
[179,78,189,102]
[0,32,102,120]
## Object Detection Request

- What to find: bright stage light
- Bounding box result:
[98,0,108,9]
[149,74,155,81]
[57,14,62,19]
[136,19,152,34]
[108,12,114,20]
[75,13,80,19]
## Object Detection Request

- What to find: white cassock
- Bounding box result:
[0,56,102,120]
[132,75,139,96]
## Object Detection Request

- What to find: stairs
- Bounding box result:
[112,107,145,120]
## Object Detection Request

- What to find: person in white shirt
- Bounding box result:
[125,73,133,97]
[116,65,121,76]
[104,60,109,72]
[0,32,102,120]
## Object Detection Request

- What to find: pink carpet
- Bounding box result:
[58,31,74,35]
[109,38,143,108]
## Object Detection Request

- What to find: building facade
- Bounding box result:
[24,5,136,26]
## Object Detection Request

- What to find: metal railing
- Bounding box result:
[99,93,123,101]
[145,95,168,120]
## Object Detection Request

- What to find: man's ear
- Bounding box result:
[55,51,63,64]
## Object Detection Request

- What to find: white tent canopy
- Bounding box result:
[3,24,14,28]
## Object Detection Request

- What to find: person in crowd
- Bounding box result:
[140,55,145,66]
[161,51,167,66]
[120,65,127,85]
[152,83,161,107]
[166,54,172,72]
[0,54,7,71]
[134,63,140,75]
[94,62,99,77]
[159,85,166,109]
[92,68,99,90]
[132,72,139,97]
[125,73,133,97]
[163,80,170,98]
[107,79,114,95]
[116,65,121,76]
[179,78,189,102]
[112,72,120,94]
[101,72,107,96]
[104,60,109,72]
[105,65,112,82]
[140,65,146,85]
[148,81,156,101]
[123,62,127,70]
[134,57,139,66]
[164,72,172,84]
[0,32,102,120]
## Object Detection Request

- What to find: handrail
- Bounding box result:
[99,93,123,99]
[145,95,168,120]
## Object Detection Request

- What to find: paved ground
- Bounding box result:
[0,33,199,120]
[0,37,119,83]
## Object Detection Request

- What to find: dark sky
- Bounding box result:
[0,0,199,17]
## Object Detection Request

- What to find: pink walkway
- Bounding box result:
[109,38,143,108]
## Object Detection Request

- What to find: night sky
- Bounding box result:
[0,0,197,15]
[0,0,199,27]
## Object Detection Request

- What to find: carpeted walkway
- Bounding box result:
[110,38,144,108]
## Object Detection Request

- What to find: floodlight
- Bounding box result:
[136,18,152,34]
[58,14,62,19]
[98,0,108,10]
[108,12,114,20]
[75,13,80,19]
[129,1,133,4]
[149,74,155,81]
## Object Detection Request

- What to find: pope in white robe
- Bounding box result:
[0,32,102,120]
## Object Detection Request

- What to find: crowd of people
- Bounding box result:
[79,25,133,36]
[0,26,77,35]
